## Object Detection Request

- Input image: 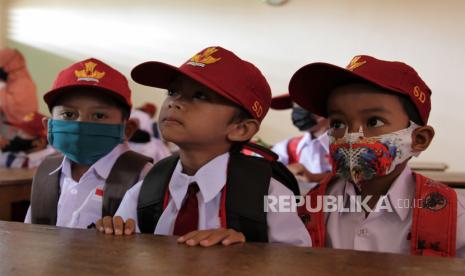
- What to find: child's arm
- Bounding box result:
[177,228,245,247]
[287,163,329,183]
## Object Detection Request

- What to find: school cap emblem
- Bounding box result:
[23,112,35,122]
[187,47,222,67]
[75,61,106,82]
[346,56,366,71]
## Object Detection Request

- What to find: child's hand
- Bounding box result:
[95,216,136,235]
[177,228,246,247]
[287,163,328,183]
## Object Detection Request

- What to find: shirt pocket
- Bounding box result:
[71,186,104,228]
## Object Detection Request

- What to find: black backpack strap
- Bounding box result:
[103,150,153,217]
[241,142,300,196]
[137,155,179,233]
[269,160,300,196]
[226,153,272,242]
[30,154,63,225]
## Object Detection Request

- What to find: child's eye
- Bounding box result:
[167,89,179,97]
[330,120,346,130]
[367,117,385,128]
[193,91,208,101]
[60,111,76,120]
[92,113,107,120]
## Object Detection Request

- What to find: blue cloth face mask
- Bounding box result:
[48,119,125,165]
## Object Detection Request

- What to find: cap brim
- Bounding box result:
[131,61,244,110]
[289,63,389,117]
[270,94,293,110]
[44,85,131,111]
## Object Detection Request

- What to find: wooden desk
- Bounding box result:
[409,161,449,172]
[0,222,464,275]
[0,168,35,221]
[417,171,465,189]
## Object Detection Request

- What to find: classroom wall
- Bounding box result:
[0,0,7,48]
[3,0,465,171]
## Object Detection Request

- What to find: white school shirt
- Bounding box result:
[325,166,465,257]
[24,143,153,229]
[116,152,312,247]
[272,131,331,194]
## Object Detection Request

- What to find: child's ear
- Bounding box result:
[124,119,139,141]
[227,119,260,143]
[411,125,435,152]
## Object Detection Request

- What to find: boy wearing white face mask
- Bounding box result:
[289,55,465,257]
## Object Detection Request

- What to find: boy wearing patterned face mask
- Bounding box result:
[289,55,465,257]
[24,58,153,229]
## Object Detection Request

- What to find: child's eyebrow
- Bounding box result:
[327,109,345,116]
[57,104,113,109]
[359,107,392,114]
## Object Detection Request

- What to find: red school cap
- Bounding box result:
[131,46,272,122]
[289,55,431,124]
[271,93,293,110]
[44,58,132,110]
[138,102,157,118]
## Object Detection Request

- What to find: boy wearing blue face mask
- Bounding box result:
[24,58,153,229]
[289,55,465,257]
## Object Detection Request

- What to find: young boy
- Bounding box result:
[24,58,153,229]
[289,55,465,257]
[270,93,331,194]
[0,111,56,168]
[98,46,311,247]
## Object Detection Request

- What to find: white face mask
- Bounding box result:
[328,122,420,189]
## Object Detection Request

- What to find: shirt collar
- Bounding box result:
[385,166,415,221]
[296,132,312,153]
[340,166,414,221]
[297,131,330,154]
[48,143,130,180]
[169,152,229,210]
[317,131,330,154]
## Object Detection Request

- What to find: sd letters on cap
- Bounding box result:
[289,55,432,124]
[131,46,272,122]
[43,58,132,109]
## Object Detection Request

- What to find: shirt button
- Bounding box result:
[70,189,78,195]
[357,228,369,237]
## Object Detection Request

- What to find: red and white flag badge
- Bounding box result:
[95,188,104,197]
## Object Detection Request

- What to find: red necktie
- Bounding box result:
[173,182,200,236]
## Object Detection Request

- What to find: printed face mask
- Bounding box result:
[329,122,420,189]
[48,119,125,165]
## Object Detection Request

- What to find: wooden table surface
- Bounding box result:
[0,168,36,186]
[419,171,465,189]
[0,222,464,275]
[0,168,35,221]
